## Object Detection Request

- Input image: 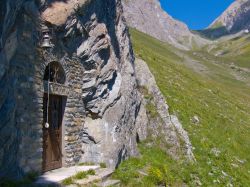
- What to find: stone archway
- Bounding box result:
[44,61,66,84]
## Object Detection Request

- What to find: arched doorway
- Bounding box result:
[42,61,67,172]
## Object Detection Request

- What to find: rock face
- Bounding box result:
[122,0,208,50]
[0,0,193,180]
[207,0,250,38]
[0,0,140,178]
[135,58,194,161]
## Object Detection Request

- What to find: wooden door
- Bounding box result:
[43,94,63,172]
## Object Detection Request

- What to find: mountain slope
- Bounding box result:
[204,0,250,38]
[206,32,250,69]
[113,28,250,186]
[122,0,209,50]
[113,1,250,186]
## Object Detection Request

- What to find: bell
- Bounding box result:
[41,25,53,48]
[41,37,52,48]
[43,32,50,39]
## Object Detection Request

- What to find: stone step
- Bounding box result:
[65,185,78,187]
[98,179,121,187]
[35,165,100,186]
[74,168,114,186]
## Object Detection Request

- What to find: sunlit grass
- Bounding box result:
[61,169,96,185]
[208,34,250,68]
[114,29,250,186]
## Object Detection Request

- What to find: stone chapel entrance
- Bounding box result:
[42,94,65,172]
[42,61,67,172]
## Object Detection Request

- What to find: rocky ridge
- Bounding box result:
[122,0,209,50]
[135,58,194,161]
[207,0,250,38]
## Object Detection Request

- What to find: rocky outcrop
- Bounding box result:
[122,0,209,50]
[0,0,193,180]
[0,0,140,178]
[206,0,250,38]
[135,58,194,161]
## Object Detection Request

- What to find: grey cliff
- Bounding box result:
[122,0,209,50]
[207,0,250,38]
[0,0,193,179]
[135,58,194,161]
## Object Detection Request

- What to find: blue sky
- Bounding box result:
[159,0,235,30]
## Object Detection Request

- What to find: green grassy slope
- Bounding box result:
[207,34,250,68]
[113,29,250,186]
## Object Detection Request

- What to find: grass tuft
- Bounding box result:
[61,169,96,185]
[62,177,74,185]
[74,171,88,180]
[100,162,107,168]
[78,162,95,166]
